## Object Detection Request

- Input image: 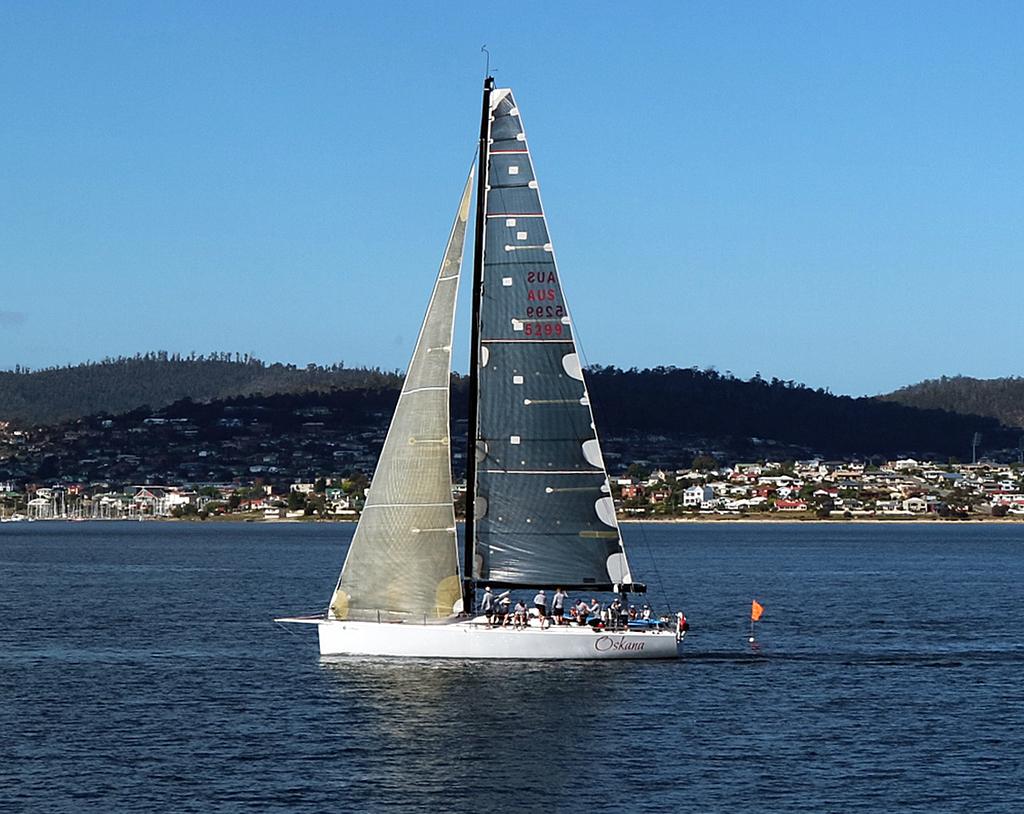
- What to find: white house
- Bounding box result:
[682,485,715,507]
[902,496,928,513]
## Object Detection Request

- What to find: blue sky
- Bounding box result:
[1,1,1021,396]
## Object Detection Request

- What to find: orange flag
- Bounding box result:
[751,600,764,621]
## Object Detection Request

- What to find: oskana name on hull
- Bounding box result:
[594,636,646,652]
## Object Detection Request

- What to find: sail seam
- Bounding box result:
[401,386,449,395]
[480,469,598,475]
[481,339,574,344]
[362,502,453,509]
[484,261,557,268]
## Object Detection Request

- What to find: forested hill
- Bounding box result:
[2,358,1019,459]
[582,367,1019,459]
[0,354,401,426]
[881,376,1024,430]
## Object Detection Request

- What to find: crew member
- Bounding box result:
[533,589,548,628]
[480,586,494,626]
[552,588,567,625]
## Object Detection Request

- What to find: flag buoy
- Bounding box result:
[749,599,764,643]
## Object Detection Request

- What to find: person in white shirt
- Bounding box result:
[551,588,568,625]
[533,590,548,628]
[573,598,589,626]
[513,599,528,629]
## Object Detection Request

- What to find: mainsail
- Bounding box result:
[471,88,635,590]
[328,170,474,621]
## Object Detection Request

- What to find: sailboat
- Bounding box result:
[278,78,683,659]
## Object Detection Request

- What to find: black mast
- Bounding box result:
[462,75,494,615]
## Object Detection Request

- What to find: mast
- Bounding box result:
[462,75,494,613]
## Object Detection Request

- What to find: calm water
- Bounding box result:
[1,521,1022,812]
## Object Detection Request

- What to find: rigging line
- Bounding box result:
[273,610,328,635]
[635,519,674,615]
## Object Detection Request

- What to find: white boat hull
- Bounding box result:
[308,619,680,660]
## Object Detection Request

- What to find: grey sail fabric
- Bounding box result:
[473,89,634,589]
[329,170,473,621]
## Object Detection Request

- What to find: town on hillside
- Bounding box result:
[3,456,1024,523]
[3,397,1024,522]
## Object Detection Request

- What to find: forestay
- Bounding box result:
[328,170,474,622]
[473,89,634,590]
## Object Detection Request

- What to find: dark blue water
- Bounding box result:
[1,521,1022,812]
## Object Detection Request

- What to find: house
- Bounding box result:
[902,496,928,513]
[133,486,195,517]
[648,486,671,505]
[774,499,808,512]
[620,482,643,500]
[325,489,355,515]
[134,487,168,515]
[682,485,714,507]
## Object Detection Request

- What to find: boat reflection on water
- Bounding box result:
[319,656,628,726]
[316,657,637,804]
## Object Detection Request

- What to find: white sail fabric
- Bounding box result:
[329,170,473,621]
[472,89,634,590]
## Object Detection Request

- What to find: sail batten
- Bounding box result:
[328,169,474,622]
[472,89,634,589]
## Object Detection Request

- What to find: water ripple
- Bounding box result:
[1,521,1022,812]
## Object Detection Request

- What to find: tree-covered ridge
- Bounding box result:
[0,353,401,426]
[881,375,1024,430]
[2,358,1019,461]
[582,366,1018,459]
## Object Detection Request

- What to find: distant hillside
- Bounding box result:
[881,376,1024,430]
[3,357,1020,462]
[6,368,1015,489]
[0,353,401,426]
[584,367,1019,460]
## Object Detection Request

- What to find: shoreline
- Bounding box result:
[617,516,1023,524]
[6,514,1023,525]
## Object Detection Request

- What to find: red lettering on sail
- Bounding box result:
[523,322,564,337]
[525,305,565,319]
